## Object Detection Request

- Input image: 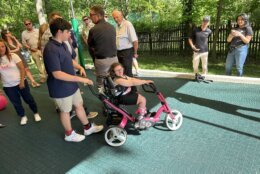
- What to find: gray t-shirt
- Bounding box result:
[190,27,212,53]
[230,26,253,48]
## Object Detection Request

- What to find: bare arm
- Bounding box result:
[238,34,252,44]
[9,48,20,53]
[133,41,138,58]
[115,77,153,87]
[72,59,86,77]
[227,33,234,43]
[188,38,200,52]
[229,30,252,44]
[16,61,26,89]
[52,71,93,85]
[13,36,23,48]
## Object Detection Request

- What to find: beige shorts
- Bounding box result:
[53,89,83,113]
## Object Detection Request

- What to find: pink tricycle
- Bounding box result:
[89,77,183,147]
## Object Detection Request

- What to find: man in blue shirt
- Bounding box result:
[43,18,103,142]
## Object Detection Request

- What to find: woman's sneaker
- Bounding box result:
[64,131,85,142]
[20,116,28,125]
[84,123,104,136]
[34,113,42,122]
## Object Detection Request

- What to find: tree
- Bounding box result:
[212,0,224,59]
[36,0,47,24]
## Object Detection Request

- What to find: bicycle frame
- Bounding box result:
[103,90,175,129]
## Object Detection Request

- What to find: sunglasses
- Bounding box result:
[25,23,31,26]
[83,18,89,21]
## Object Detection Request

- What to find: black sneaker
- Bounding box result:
[0,123,6,128]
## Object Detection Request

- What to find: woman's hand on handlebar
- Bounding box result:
[144,80,154,84]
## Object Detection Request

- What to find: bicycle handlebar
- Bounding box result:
[142,83,157,93]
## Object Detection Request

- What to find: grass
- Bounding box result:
[26,51,260,79]
[136,53,260,78]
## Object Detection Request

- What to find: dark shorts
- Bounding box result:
[118,91,138,105]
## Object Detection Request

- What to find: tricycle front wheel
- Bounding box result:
[165,110,183,131]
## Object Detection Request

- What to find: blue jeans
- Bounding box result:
[3,80,38,117]
[225,45,248,76]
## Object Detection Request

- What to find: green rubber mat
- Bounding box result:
[0,72,259,174]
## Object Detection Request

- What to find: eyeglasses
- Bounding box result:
[25,23,31,26]
[83,18,89,21]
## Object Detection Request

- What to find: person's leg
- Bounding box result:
[136,94,146,109]
[225,51,235,75]
[3,85,28,125]
[3,86,25,117]
[60,112,73,131]
[72,89,103,135]
[192,52,200,74]
[117,49,133,77]
[72,90,89,125]
[19,80,38,114]
[31,51,46,82]
[95,57,118,88]
[235,45,248,76]
[54,93,85,142]
[201,52,209,75]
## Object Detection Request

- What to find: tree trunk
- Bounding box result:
[212,0,223,59]
[182,0,193,55]
[35,0,46,24]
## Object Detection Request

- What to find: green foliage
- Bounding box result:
[0,0,259,39]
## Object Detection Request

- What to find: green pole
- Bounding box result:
[70,0,85,69]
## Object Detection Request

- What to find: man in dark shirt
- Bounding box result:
[43,18,103,142]
[88,5,118,88]
[188,16,212,75]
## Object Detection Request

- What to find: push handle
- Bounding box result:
[142,83,157,93]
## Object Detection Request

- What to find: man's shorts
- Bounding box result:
[53,89,83,113]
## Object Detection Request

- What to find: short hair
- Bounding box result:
[90,5,105,17]
[49,18,71,36]
[23,19,31,24]
[48,11,62,22]
[82,15,88,20]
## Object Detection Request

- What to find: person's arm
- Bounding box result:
[72,59,86,77]
[87,30,95,60]
[227,32,234,43]
[43,46,92,85]
[188,38,200,52]
[13,54,26,89]
[127,22,139,58]
[9,47,20,53]
[236,31,252,44]
[133,41,138,58]
[52,71,92,85]
[115,77,153,87]
[13,36,23,48]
